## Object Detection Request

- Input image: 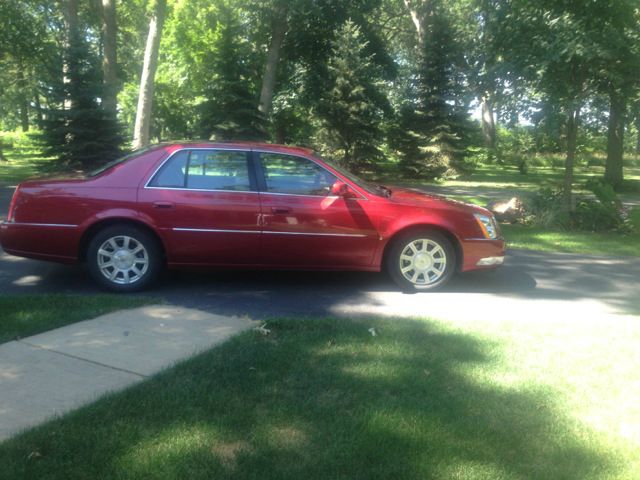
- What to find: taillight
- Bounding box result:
[7,186,20,222]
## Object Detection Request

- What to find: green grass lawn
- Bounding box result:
[1,316,638,479]
[0,131,59,184]
[501,224,640,257]
[0,294,156,343]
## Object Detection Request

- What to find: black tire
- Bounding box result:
[86,225,162,292]
[386,230,456,292]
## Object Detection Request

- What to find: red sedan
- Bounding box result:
[0,142,505,292]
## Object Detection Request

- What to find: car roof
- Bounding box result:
[162,141,315,157]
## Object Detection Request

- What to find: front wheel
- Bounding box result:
[386,230,455,291]
[87,225,162,292]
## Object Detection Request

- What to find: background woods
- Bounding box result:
[0,0,639,197]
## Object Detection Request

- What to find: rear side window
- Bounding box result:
[259,153,336,196]
[148,151,188,187]
[148,150,251,191]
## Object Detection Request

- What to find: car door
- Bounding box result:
[255,151,380,268]
[139,148,262,266]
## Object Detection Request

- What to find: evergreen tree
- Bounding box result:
[392,1,468,178]
[315,20,386,170]
[199,4,265,141]
[41,30,123,169]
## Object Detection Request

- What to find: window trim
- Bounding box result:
[144,148,257,193]
[252,151,368,200]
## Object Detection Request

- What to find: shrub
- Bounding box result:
[573,180,632,233]
[522,188,570,229]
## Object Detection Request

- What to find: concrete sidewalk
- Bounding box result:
[0,305,253,441]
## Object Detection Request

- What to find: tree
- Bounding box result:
[101,0,118,114]
[41,21,123,168]
[494,0,603,209]
[257,1,288,116]
[600,0,640,190]
[198,3,265,140]
[315,20,387,169]
[132,0,167,149]
[393,0,468,177]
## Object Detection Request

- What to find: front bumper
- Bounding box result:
[459,238,506,272]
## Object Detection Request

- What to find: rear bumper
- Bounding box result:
[460,238,506,272]
[0,221,79,263]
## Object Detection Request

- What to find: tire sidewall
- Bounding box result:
[87,225,162,292]
[387,230,456,292]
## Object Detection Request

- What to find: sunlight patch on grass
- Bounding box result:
[501,224,640,257]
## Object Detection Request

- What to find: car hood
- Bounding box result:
[386,186,492,216]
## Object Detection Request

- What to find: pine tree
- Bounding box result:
[392,1,468,178]
[41,30,123,169]
[315,20,386,170]
[199,4,265,141]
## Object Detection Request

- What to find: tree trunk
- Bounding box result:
[258,6,288,116]
[404,0,425,47]
[61,0,79,110]
[101,0,118,114]
[563,107,580,211]
[17,67,29,132]
[635,111,640,157]
[605,91,625,190]
[480,95,496,149]
[132,0,167,150]
[34,93,44,123]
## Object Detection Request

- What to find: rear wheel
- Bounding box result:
[87,225,162,292]
[386,230,455,291]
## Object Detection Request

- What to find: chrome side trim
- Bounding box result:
[172,227,367,238]
[173,228,260,234]
[263,230,367,238]
[259,191,341,199]
[7,222,77,228]
[146,186,259,194]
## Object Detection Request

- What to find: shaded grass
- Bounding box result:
[1,317,637,479]
[0,131,59,184]
[0,294,156,343]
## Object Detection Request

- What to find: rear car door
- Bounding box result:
[139,148,262,266]
[255,151,380,268]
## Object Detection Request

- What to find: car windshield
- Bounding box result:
[318,155,391,197]
[86,145,161,177]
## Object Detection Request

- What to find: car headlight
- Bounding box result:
[473,213,498,239]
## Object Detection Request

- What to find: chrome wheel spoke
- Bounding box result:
[399,238,448,286]
[97,235,150,285]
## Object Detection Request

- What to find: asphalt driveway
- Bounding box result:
[1,245,638,321]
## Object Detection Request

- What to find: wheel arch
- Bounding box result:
[382,224,464,273]
[78,217,166,263]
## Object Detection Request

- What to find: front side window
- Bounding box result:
[149,150,251,191]
[260,153,337,196]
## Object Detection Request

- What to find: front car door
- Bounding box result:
[255,151,380,268]
[139,148,262,266]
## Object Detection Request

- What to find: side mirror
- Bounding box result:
[330,181,357,198]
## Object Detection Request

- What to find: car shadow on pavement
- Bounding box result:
[1,248,638,317]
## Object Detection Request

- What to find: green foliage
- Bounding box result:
[40,32,123,169]
[522,181,632,233]
[196,4,266,140]
[573,180,632,233]
[314,20,386,170]
[390,1,470,179]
